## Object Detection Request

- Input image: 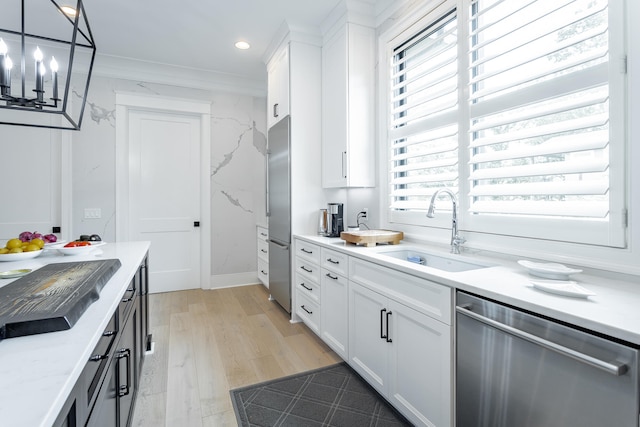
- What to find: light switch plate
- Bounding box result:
[84,208,102,219]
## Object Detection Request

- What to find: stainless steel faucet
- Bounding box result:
[427,188,466,254]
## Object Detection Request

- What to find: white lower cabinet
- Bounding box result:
[320,248,349,360]
[349,259,452,427]
[293,238,452,427]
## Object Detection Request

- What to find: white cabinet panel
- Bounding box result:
[322,23,375,188]
[267,46,290,129]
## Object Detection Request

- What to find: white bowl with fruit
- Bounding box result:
[0,231,56,262]
[50,239,106,256]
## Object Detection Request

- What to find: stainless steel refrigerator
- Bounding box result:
[267,115,291,313]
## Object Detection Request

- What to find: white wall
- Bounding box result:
[0,73,267,287]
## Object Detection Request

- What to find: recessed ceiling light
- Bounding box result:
[61,5,77,17]
[235,41,250,50]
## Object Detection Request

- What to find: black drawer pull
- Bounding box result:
[380,308,387,339]
[326,273,338,280]
[260,270,267,275]
[301,283,312,291]
[300,266,312,273]
[301,305,313,315]
[261,249,268,253]
[301,248,313,254]
[117,348,132,397]
[327,258,339,264]
[89,354,107,362]
[386,311,393,343]
[121,297,133,303]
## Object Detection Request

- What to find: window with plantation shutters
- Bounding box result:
[387,0,626,247]
[389,11,459,212]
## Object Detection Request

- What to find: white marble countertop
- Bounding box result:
[0,241,150,427]
[295,235,640,346]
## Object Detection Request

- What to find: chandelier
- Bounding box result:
[0,0,96,130]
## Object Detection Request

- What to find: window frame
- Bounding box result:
[381,0,628,249]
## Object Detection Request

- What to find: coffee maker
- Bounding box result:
[326,203,344,237]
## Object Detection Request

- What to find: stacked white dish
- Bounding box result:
[517,260,594,298]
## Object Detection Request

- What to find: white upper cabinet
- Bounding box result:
[322,22,375,188]
[267,46,290,129]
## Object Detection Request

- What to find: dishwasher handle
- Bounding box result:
[456,305,628,376]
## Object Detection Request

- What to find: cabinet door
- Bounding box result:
[322,28,348,188]
[117,304,138,427]
[348,281,389,395]
[87,357,118,427]
[388,299,452,427]
[321,269,348,359]
[267,46,290,129]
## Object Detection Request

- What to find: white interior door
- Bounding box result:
[129,110,201,293]
[0,127,63,241]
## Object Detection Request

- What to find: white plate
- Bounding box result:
[45,239,66,247]
[0,269,33,279]
[0,249,44,262]
[517,260,582,280]
[50,241,106,256]
[531,280,596,298]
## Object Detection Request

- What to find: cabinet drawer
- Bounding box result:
[258,259,269,285]
[257,239,269,261]
[257,227,269,241]
[84,312,117,408]
[295,273,320,304]
[118,278,137,324]
[295,257,321,283]
[296,291,320,333]
[321,248,348,276]
[295,240,321,264]
[321,267,348,292]
[349,257,452,324]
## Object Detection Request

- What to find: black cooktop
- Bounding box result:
[0,259,121,340]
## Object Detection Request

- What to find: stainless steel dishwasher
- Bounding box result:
[456,291,639,427]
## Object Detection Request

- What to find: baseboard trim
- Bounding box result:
[210,271,261,289]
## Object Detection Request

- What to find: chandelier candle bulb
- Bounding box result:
[50,57,58,100]
[34,47,43,94]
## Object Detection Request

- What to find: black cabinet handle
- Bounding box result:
[301,283,312,291]
[386,311,393,343]
[117,348,132,397]
[121,297,133,303]
[380,308,387,340]
[301,248,313,254]
[300,266,312,273]
[89,354,107,362]
[102,330,116,337]
[274,103,279,118]
[194,221,200,227]
[261,249,268,253]
[260,270,267,275]
[301,305,312,315]
[327,258,339,264]
[325,273,338,280]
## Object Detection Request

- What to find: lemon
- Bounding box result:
[6,238,22,250]
[0,248,8,254]
[24,244,40,252]
[31,238,45,249]
[9,247,23,253]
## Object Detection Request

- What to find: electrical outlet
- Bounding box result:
[361,208,368,219]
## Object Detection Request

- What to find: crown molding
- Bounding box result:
[92,54,267,97]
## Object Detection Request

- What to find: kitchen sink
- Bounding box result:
[377,248,491,272]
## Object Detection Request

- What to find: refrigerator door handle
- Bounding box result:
[268,239,289,250]
[265,150,270,217]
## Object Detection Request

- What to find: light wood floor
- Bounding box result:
[130,284,341,427]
